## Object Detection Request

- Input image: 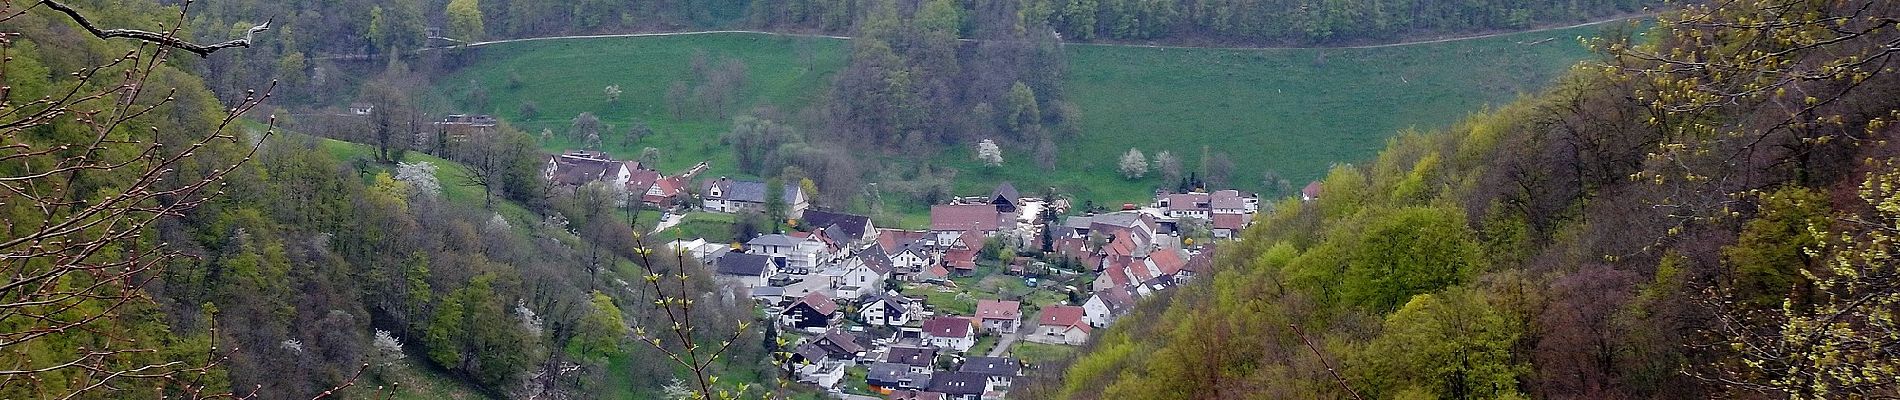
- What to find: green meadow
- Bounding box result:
[436,24,1611,223]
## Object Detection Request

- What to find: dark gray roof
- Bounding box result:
[859,290,913,307]
[716,253,771,276]
[858,246,894,274]
[748,234,801,247]
[991,182,1021,206]
[886,346,937,367]
[1091,211,1146,228]
[958,357,1020,376]
[707,179,800,204]
[927,371,988,395]
[868,362,933,388]
[802,209,873,240]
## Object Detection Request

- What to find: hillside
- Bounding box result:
[1042,0,1900,398]
[434,24,1606,212]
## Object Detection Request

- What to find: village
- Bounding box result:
[540,145,1273,400]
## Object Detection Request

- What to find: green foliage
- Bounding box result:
[426,273,534,388]
[572,291,629,363]
[1340,206,1481,312]
[1722,186,1828,307]
[446,0,487,42]
[1354,289,1527,399]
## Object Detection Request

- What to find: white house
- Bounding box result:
[702,177,809,218]
[748,234,827,270]
[543,150,636,191]
[921,317,977,353]
[1030,305,1092,345]
[1082,288,1135,328]
[713,253,777,288]
[974,300,1021,334]
[859,292,919,327]
[890,242,937,277]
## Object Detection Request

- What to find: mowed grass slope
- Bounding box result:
[437,25,1608,214]
[1044,26,1603,201]
[437,33,848,178]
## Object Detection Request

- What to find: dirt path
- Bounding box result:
[450,14,1653,52]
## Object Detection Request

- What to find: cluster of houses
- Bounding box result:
[1047,189,1259,329]
[540,150,707,207]
[540,150,1269,399]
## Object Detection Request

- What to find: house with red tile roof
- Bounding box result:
[921,317,978,352]
[974,300,1021,334]
[1030,305,1091,345]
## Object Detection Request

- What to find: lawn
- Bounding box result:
[652,212,739,243]
[903,285,977,315]
[1010,341,1080,367]
[435,33,849,183]
[938,23,1611,204]
[434,23,1614,219]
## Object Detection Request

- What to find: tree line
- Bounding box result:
[0,3,778,398]
[1036,0,1900,397]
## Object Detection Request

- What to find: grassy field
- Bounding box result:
[436,25,1609,222]
[436,33,848,181]
[943,24,1607,202]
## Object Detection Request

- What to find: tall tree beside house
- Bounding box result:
[640,147,663,167]
[1154,151,1183,187]
[766,177,788,231]
[800,178,822,209]
[574,112,604,150]
[362,78,418,163]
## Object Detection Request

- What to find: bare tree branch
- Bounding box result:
[35,0,269,57]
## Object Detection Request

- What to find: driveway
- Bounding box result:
[988,330,1024,357]
[650,212,683,234]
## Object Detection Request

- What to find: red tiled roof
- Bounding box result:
[798,292,836,315]
[1102,257,1134,287]
[1210,190,1249,210]
[1165,192,1211,211]
[922,263,951,278]
[879,230,931,253]
[921,316,974,338]
[1183,245,1217,274]
[1149,249,1188,276]
[628,167,660,191]
[975,300,1021,320]
[944,248,978,271]
[930,205,1002,232]
[1038,305,1090,332]
[1212,213,1247,231]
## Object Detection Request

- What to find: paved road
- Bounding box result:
[989,330,1023,357]
[650,212,683,234]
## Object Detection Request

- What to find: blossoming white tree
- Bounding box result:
[1119,148,1149,179]
[976,139,1004,167]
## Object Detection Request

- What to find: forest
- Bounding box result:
[0,2,778,398]
[1038,0,1900,397]
[8,0,1897,398]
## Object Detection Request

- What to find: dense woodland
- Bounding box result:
[11,0,1899,398]
[1038,0,1900,397]
[0,2,772,398]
